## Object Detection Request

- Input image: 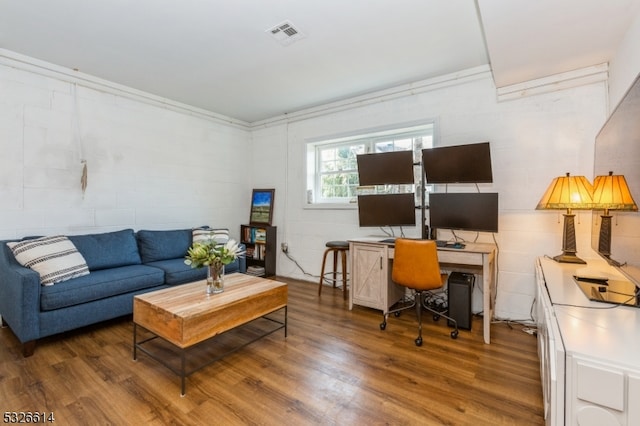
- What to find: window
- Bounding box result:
[306,122,435,206]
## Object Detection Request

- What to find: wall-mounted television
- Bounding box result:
[422,142,493,183]
[357,193,416,227]
[429,192,499,233]
[356,151,415,186]
[591,72,640,287]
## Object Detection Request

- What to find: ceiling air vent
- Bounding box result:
[266,20,305,46]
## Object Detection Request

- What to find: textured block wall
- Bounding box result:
[0,60,252,241]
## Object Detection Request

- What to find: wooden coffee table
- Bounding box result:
[133,273,287,395]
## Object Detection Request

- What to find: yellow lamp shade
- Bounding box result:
[536,173,593,210]
[592,171,638,212]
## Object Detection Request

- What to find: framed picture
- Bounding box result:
[250,189,275,225]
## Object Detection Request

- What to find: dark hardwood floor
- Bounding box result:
[0,277,543,425]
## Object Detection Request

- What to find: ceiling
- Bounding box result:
[1,0,639,123]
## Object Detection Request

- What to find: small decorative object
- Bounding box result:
[250,188,275,225]
[80,160,88,196]
[185,239,244,295]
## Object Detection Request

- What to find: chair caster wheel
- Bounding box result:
[450,330,459,339]
[415,337,423,346]
[380,322,387,330]
[394,311,401,317]
[433,314,440,321]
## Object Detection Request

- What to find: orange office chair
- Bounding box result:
[380,238,459,346]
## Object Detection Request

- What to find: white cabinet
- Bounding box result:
[349,241,404,313]
[536,257,640,426]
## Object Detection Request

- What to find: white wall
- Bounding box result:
[0,57,252,240]
[252,70,607,320]
[608,9,640,109]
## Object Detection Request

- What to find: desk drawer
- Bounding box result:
[438,250,483,265]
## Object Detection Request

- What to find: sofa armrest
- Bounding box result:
[0,244,41,343]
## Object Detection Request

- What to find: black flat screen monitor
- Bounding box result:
[422,142,493,183]
[429,192,499,233]
[357,151,415,185]
[357,193,416,227]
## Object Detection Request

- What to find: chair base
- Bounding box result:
[380,290,459,346]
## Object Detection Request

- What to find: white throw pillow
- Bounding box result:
[7,236,90,285]
[192,228,229,245]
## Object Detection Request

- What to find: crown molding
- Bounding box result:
[5,47,605,130]
[0,49,251,130]
[496,63,609,102]
[250,65,493,128]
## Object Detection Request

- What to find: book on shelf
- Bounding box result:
[253,244,265,260]
[242,226,252,243]
[242,226,267,244]
[255,228,266,242]
[242,244,265,260]
[246,265,266,277]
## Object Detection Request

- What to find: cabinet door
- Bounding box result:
[350,244,386,310]
[629,374,640,425]
[568,355,625,425]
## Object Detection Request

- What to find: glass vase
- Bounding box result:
[206,263,224,295]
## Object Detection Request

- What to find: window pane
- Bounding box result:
[395,138,413,151]
[374,140,394,153]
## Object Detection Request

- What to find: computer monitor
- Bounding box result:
[429,192,498,233]
[357,151,415,185]
[357,193,416,227]
[422,142,493,184]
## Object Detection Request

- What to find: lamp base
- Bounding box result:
[552,212,586,264]
[552,253,586,264]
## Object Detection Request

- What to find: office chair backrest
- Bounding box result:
[392,238,443,290]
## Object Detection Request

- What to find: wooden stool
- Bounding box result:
[318,241,349,299]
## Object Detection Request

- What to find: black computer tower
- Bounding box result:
[447,272,474,330]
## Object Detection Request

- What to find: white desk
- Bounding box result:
[348,238,497,344]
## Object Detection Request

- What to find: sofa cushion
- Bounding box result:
[136,229,192,263]
[148,257,242,286]
[6,236,90,285]
[40,264,165,311]
[68,229,141,271]
[146,258,207,286]
[192,228,229,244]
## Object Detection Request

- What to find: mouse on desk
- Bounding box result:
[452,242,465,249]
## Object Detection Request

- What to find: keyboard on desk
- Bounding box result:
[377,239,465,249]
[378,238,396,244]
[436,240,466,249]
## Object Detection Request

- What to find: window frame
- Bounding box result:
[305,121,436,209]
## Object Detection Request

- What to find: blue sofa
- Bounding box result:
[0,228,246,357]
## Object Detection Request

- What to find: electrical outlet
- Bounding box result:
[281,242,288,253]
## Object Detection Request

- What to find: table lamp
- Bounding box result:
[591,171,638,266]
[536,172,593,264]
